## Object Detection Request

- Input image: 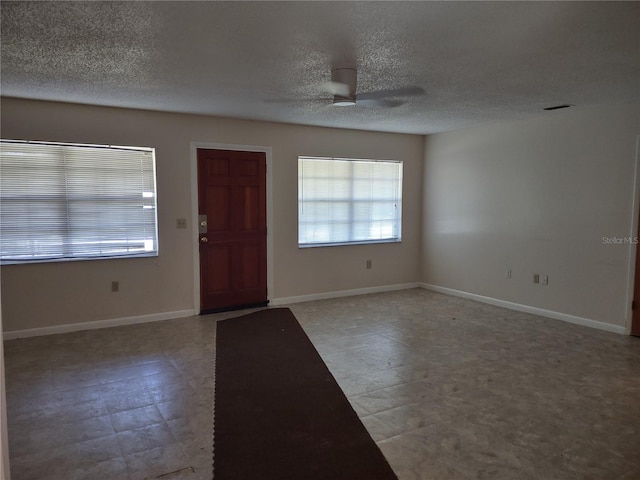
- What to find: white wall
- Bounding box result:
[3,97,638,335]
[0,98,424,333]
[422,103,640,330]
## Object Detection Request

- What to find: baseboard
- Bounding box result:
[271,283,419,306]
[6,284,624,338]
[419,283,626,335]
[3,309,196,340]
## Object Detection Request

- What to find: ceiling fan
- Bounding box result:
[320,68,425,107]
[265,68,424,108]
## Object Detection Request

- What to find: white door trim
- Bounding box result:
[625,135,640,335]
[190,142,274,313]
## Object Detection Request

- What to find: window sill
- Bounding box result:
[1,252,158,266]
[298,239,401,249]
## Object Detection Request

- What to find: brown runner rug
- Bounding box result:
[214,307,398,480]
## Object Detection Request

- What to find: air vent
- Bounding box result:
[544,104,573,111]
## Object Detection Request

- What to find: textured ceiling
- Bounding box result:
[1,1,639,134]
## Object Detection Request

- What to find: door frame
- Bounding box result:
[190,141,273,314]
[625,135,640,335]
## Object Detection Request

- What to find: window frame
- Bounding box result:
[298,155,403,248]
[0,139,159,265]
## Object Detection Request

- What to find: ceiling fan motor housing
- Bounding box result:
[332,68,357,105]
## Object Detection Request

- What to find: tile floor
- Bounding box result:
[4,288,640,479]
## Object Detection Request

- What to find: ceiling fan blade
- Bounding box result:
[357,86,425,101]
[263,98,328,105]
[357,98,404,108]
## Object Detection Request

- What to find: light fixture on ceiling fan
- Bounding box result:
[327,68,358,106]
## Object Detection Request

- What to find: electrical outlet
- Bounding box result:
[111,281,119,292]
[506,269,511,279]
[366,259,372,269]
[533,274,540,284]
[541,275,549,285]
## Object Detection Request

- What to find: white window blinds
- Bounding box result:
[298,156,402,247]
[0,140,158,263]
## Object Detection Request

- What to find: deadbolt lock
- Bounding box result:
[198,214,208,234]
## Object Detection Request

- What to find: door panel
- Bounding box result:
[239,186,259,231]
[238,243,260,287]
[208,245,231,291]
[198,149,267,312]
[208,187,231,231]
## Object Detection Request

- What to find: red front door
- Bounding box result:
[197,149,267,312]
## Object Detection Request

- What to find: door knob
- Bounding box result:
[200,236,208,243]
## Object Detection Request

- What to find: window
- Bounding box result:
[0,140,158,264]
[298,156,402,247]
